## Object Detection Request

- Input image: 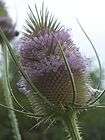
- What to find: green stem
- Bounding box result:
[64,111,82,140]
[2,46,21,140]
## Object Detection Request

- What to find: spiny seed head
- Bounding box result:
[16,3,100,112]
[17,28,95,108]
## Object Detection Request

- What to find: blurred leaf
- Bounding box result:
[0,1,8,16]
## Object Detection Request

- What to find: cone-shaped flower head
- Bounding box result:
[17,29,92,107]
[17,4,98,112]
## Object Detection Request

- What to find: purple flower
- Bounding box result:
[17,29,93,107]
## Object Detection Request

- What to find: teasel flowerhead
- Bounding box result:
[16,3,102,126]
[0,0,19,42]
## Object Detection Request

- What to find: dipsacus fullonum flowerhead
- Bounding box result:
[16,4,102,138]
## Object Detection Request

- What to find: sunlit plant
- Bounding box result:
[0,2,105,140]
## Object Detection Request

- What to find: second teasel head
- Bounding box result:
[0,0,19,42]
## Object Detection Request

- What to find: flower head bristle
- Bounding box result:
[24,2,61,37]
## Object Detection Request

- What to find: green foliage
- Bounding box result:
[79,108,105,140]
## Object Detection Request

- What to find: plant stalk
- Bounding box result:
[2,46,21,140]
[64,111,82,140]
